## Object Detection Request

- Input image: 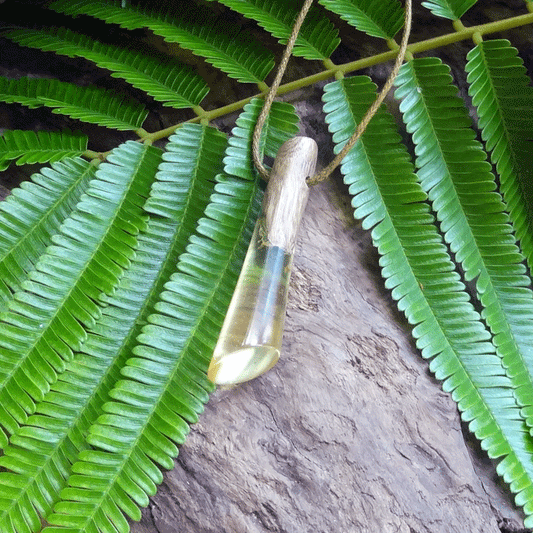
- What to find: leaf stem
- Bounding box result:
[132,11,533,147]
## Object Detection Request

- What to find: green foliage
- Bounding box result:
[324,74,533,528]
[0,141,159,451]
[0,130,87,171]
[49,0,275,84]
[4,28,209,109]
[1,0,533,531]
[209,0,340,59]
[0,158,95,309]
[318,0,404,39]
[465,39,533,270]
[0,123,228,533]
[421,0,478,20]
[0,76,148,131]
[395,57,533,426]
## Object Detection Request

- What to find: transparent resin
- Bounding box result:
[208,220,292,386]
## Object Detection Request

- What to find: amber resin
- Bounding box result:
[208,221,292,385]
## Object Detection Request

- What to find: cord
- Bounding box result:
[252,0,413,186]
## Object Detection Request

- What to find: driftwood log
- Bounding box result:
[130,109,528,532]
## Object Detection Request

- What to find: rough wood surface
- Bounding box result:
[131,173,527,533]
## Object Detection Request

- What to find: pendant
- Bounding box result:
[208,136,318,386]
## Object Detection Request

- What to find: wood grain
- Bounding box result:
[263,136,317,253]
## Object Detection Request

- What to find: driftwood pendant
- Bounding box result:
[208,137,318,386]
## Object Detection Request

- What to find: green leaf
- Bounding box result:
[49,0,275,84]
[212,0,340,59]
[319,0,404,39]
[465,39,533,273]
[4,28,209,110]
[395,57,533,444]
[223,98,300,180]
[144,124,227,221]
[0,141,160,450]
[0,157,95,311]
[42,100,298,533]
[324,74,533,529]
[0,124,226,533]
[421,0,478,20]
[0,130,87,170]
[0,77,147,131]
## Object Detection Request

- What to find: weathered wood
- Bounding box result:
[131,173,526,533]
[263,136,317,253]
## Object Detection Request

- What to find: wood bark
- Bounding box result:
[131,164,527,533]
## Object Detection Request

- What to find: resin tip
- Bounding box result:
[208,345,280,386]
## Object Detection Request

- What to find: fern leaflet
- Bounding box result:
[210,0,340,60]
[4,28,209,110]
[0,157,95,312]
[49,0,274,84]
[0,142,160,450]
[0,130,87,170]
[319,0,404,39]
[465,39,533,275]
[144,124,227,221]
[0,77,147,131]
[0,124,227,533]
[421,0,478,20]
[395,57,533,433]
[324,75,533,529]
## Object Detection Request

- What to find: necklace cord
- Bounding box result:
[252,0,413,186]
[252,0,315,181]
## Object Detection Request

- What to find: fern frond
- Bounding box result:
[0,221,172,533]
[4,28,209,110]
[421,0,478,20]
[395,58,533,428]
[0,125,226,533]
[0,158,95,310]
[49,0,274,84]
[0,142,160,450]
[0,130,87,170]
[465,39,533,271]
[0,77,147,131]
[42,100,298,533]
[324,75,533,529]
[210,0,339,60]
[318,0,404,39]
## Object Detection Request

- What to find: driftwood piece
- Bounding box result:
[263,136,317,252]
[131,174,526,533]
